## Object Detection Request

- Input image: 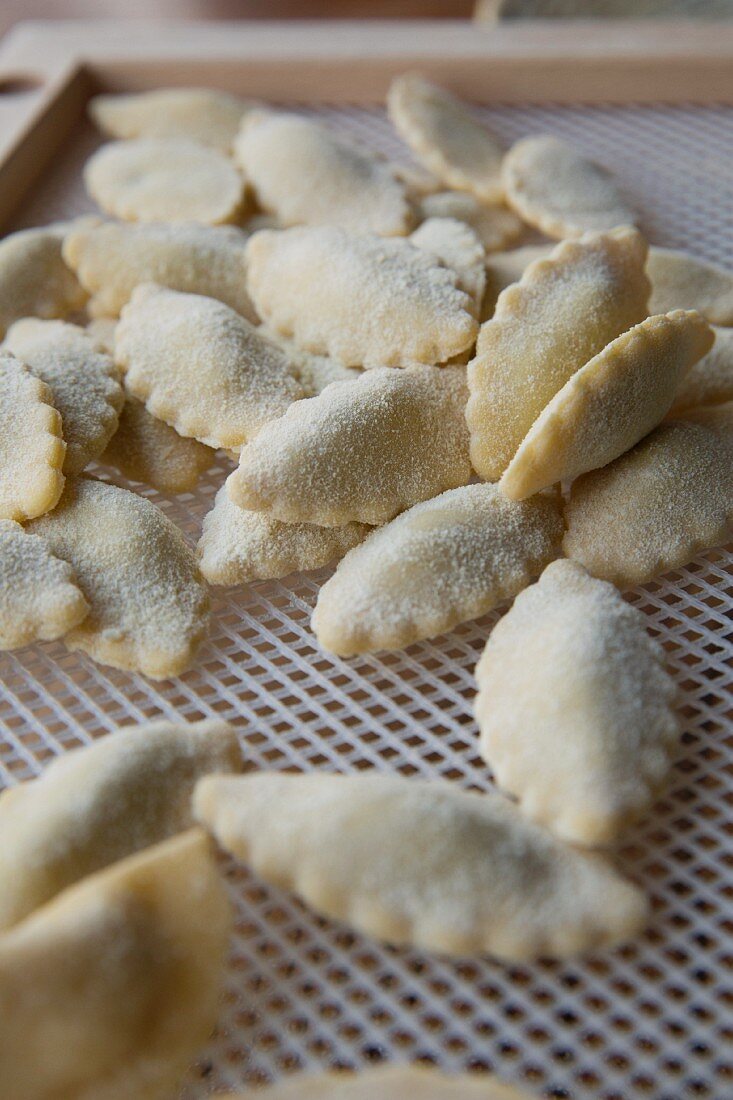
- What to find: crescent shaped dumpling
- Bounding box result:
[194,771,647,960]
[420,190,524,253]
[502,135,637,239]
[5,319,124,476]
[410,216,486,315]
[475,560,679,846]
[84,138,245,225]
[387,73,504,203]
[481,243,554,322]
[0,829,230,1100]
[220,1066,533,1099]
[89,87,252,151]
[199,486,370,585]
[563,407,733,588]
[234,111,414,236]
[0,353,65,521]
[669,326,733,415]
[63,220,257,322]
[226,366,472,527]
[27,477,210,679]
[115,284,303,450]
[0,719,240,930]
[500,310,714,500]
[245,225,478,368]
[312,483,563,655]
[466,227,650,480]
[0,519,88,649]
[0,222,88,338]
[647,247,733,324]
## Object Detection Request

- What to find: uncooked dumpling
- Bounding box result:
[0,353,65,521]
[466,227,650,480]
[115,284,303,450]
[563,408,733,588]
[0,829,230,1100]
[199,486,370,585]
[245,225,478,368]
[312,483,563,654]
[269,335,362,396]
[420,190,524,252]
[234,111,413,235]
[89,87,252,151]
[481,244,553,321]
[227,366,471,527]
[499,310,714,500]
[27,477,210,678]
[0,718,240,930]
[475,560,679,846]
[410,216,486,315]
[0,221,88,339]
[221,1066,533,1099]
[647,247,733,324]
[194,772,647,960]
[669,326,733,414]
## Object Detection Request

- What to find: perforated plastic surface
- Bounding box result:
[2,102,732,1100]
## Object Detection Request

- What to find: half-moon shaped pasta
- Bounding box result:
[312,483,563,655]
[227,366,471,527]
[410,216,486,315]
[420,190,524,253]
[502,134,637,239]
[0,719,240,930]
[387,73,504,203]
[466,227,650,480]
[245,225,478,368]
[89,87,252,151]
[647,247,733,324]
[27,477,210,678]
[500,310,714,500]
[115,284,303,450]
[0,829,230,1100]
[194,772,647,960]
[0,222,88,338]
[481,243,553,322]
[669,326,733,415]
[475,560,678,846]
[221,1067,533,1099]
[0,353,65,521]
[234,112,413,236]
[563,408,733,588]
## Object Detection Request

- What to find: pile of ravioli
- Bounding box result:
[0,79,732,1099]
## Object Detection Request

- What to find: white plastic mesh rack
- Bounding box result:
[2,101,733,1100]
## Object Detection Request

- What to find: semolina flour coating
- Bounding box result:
[669,325,733,414]
[0,221,89,339]
[0,353,65,522]
[409,216,486,316]
[646,246,733,324]
[420,190,524,253]
[89,87,253,151]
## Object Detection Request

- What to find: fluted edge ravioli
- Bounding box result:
[0,719,241,931]
[89,87,252,151]
[0,222,88,338]
[466,227,650,480]
[0,354,65,521]
[194,772,647,960]
[420,190,524,253]
[500,310,714,501]
[387,73,504,203]
[476,560,679,846]
[312,483,563,655]
[410,216,486,317]
[563,408,733,588]
[0,829,230,1100]
[27,477,210,679]
[244,225,478,368]
[669,326,733,415]
[220,1066,534,1099]
[226,367,472,527]
[234,112,414,236]
[647,247,733,324]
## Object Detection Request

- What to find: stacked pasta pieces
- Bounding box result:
[0,78,731,1099]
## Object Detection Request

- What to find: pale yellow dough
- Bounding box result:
[245,225,478,368]
[670,326,733,414]
[0,353,65,521]
[502,134,637,239]
[500,310,714,500]
[466,227,650,480]
[84,138,245,225]
[27,477,210,679]
[312,483,563,655]
[222,1066,533,1099]
[89,87,252,151]
[647,246,733,324]
[115,284,303,450]
[0,519,88,649]
[268,334,362,396]
[63,220,257,321]
[5,319,124,476]
[0,829,230,1100]
[387,73,504,203]
[194,772,647,960]
[0,222,89,338]
[234,111,414,235]
[409,216,486,316]
[199,486,370,585]
[0,718,240,930]
[563,406,733,588]
[476,560,678,846]
[481,243,554,321]
[227,366,471,527]
[420,190,524,252]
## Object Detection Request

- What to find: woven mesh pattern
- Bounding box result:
[3,102,733,1100]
